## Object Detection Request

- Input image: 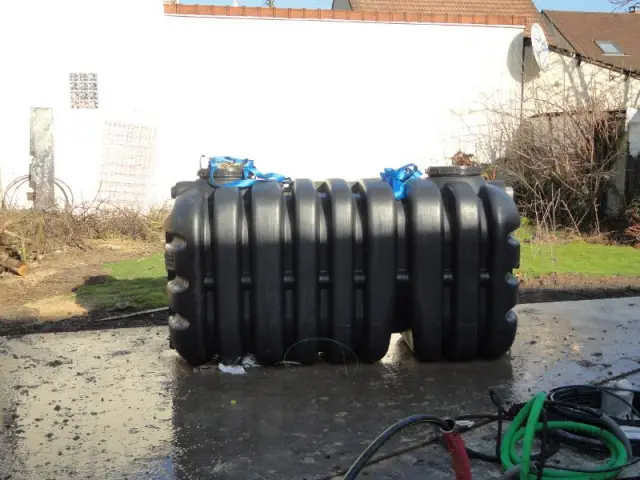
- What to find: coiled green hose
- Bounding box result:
[500,392,629,479]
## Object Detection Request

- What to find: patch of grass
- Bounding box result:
[72,237,640,313]
[105,253,165,280]
[518,241,640,279]
[73,253,166,311]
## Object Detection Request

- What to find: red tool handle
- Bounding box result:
[442,431,473,480]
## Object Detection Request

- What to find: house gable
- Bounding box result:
[543,10,640,75]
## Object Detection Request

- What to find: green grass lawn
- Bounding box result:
[73,253,166,311]
[71,232,640,312]
[514,221,640,278]
[519,241,640,278]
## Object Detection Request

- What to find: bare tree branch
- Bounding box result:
[608,0,639,11]
[450,57,629,235]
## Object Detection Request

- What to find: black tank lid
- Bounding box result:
[427,166,483,177]
[213,161,245,179]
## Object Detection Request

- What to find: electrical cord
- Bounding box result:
[343,385,639,480]
[342,415,472,480]
[500,392,629,479]
[454,414,561,464]
[456,390,562,466]
[549,385,640,422]
[546,385,640,456]
[342,415,449,479]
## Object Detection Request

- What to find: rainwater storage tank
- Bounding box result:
[165,165,520,366]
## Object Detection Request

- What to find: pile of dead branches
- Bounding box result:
[0,222,28,276]
[497,109,624,234]
[0,203,169,276]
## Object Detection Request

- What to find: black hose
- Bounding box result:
[546,385,640,455]
[453,414,561,464]
[338,386,638,480]
[600,413,633,457]
[343,414,451,480]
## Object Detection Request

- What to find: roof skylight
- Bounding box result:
[595,41,624,56]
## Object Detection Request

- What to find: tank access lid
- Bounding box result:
[427,166,483,177]
[212,160,245,180]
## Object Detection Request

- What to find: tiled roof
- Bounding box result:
[164,4,527,27]
[543,10,640,73]
[347,0,540,31]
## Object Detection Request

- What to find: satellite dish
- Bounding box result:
[531,23,551,71]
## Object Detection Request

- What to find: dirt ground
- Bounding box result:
[0,240,161,335]
[0,241,639,336]
[519,273,640,303]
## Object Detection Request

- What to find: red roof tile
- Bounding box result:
[347,0,539,30]
[164,4,527,27]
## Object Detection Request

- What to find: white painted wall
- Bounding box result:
[0,0,164,207]
[523,47,640,112]
[160,15,523,195]
[0,3,524,208]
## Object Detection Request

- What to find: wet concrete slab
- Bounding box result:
[1,296,640,480]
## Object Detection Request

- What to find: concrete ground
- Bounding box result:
[1,297,640,480]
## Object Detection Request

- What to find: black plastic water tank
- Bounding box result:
[164,166,520,366]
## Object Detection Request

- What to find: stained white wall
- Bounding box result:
[0,4,524,208]
[0,0,164,207]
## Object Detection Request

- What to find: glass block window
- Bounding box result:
[69,73,99,109]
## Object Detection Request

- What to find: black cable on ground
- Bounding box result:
[320,418,494,480]
[339,382,640,480]
[458,389,562,466]
[547,385,640,456]
[537,408,548,480]
[342,414,453,480]
[542,457,640,474]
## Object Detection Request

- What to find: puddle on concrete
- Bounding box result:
[1,297,639,479]
[0,329,179,479]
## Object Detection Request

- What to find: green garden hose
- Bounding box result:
[500,392,629,480]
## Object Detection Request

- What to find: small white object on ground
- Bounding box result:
[602,378,635,419]
[217,354,260,375]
